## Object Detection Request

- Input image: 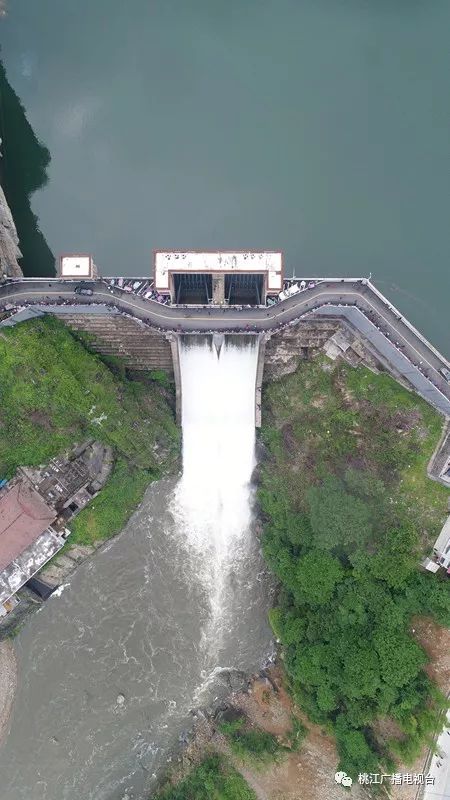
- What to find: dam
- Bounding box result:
[1,251,450,431]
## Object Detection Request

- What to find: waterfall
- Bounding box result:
[171,335,259,677]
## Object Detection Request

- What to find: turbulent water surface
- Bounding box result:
[0,337,272,800]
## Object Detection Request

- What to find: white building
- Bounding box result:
[59,254,93,279]
[154,251,283,305]
[433,516,450,569]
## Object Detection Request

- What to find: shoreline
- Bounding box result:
[155,663,367,800]
[0,640,17,747]
[0,473,175,642]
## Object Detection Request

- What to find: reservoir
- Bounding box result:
[1,0,449,353]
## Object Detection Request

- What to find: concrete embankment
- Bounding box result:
[0,640,17,746]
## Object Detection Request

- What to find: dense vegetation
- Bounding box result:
[0,59,55,276]
[153,754,256,800]
[260,358,450,777]
[0,316,179,544]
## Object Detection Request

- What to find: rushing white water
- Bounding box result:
[172,335,259,672]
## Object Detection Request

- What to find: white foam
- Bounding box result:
[50,582,70,598]
[172,337,258,664]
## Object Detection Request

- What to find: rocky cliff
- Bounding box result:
[0,184,22,278]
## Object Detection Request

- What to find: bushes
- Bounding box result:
[69,460,155,546]
[307,476,372,553]
[219,718,281,763]
[154,754,256,800]
[219,712,306,764]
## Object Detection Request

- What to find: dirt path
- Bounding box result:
[0,640,17,747]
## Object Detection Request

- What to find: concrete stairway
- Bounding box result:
[55,313,174,374]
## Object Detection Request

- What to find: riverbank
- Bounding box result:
[154,611,450,800]
[0,641,17,746]
[149,352,450,799]
[153,663,367,800]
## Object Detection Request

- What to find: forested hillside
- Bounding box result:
[260,357,450,777]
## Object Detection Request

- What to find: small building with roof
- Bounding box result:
[0,441,114,618]
[59,253,93,279]
[0,479,65,609]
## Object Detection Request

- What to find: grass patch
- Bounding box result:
[149,369,173,389]
[284,715,307,751]
[69,459,154,546]
[0,316,180,478]
[153,754,256,800]
[219,712,306,766]
[260,358,448,551]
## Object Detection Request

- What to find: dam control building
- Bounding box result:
[154,251,283,305]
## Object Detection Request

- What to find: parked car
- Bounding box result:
[439,367,450,382]
[74,284,93,296]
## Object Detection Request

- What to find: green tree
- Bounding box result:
[340,645,381,700]
[374,629,427,688]
[369,523,419,588]
[334,716,379,778]
[294,550,343,606]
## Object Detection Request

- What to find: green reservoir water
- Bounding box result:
[1,1,449,351]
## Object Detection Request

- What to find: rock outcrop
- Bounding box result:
[0,184,22,278]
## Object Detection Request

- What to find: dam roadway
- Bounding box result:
[1,276,450,416]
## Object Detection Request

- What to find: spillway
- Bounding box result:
[172,335,261,686]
